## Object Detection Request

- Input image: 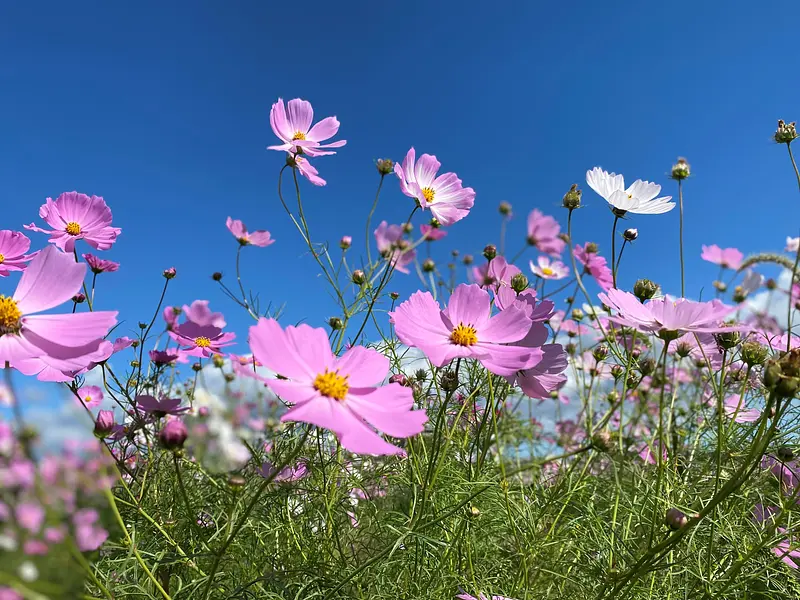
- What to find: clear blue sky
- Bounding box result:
[1,0,799,354]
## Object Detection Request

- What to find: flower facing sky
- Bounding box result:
[394,148,475,227]
[169,321,236,358]
[25,192,121,252]
[530,256,569,280]
[526,210,565,256]
[76,385,103,409]
[268,98,346,157]
[249,318,427,456]
[0,246,117,380]
[586,167,674,215]
[0,231,36,277]
[226,217,275,247]
[390,284,536,376]
[700,244,744,270]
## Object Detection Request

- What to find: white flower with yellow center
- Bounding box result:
[586,167,675,215]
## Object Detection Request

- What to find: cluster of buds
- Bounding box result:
[775,120,798,145]
[763,349,800,399]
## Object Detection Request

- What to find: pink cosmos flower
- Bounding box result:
[599,288,740,338]
[268,98,346,157]
[23,540,48,556]
[149,348,186,366]
[25,192,121,252]
[394,148,476,227]
[76,385,103,409]
[82,253,119,274]
[701,245,743,270]
[420,224,447,241]
[530,256,569,280]
[258,461,309,483]
[249,318,428,456]
[575,244,612,290]
[390,284,536,376]
[374,221,415,274]
[170,321,236,357]
[722,394,760,423]
[638,440,667,465]
[526,210,565,256]
[182,300,226,328]
[457,593,517,600]
[0,231,36,277]
[0,587,23,600]
[73,508,108,552]
[226,217,275,247]
[16,502,45,533]
[294,155,326,186]
[136,395,189,417]
[773,528,800,569]
[472,257,521,292]
[0,246,117,380]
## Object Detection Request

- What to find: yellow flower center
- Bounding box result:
[313,369,349,401]
[450,323,478,346]
[421,187,436,204]
[83,396,92,403]
[0,295,22,333]
[292,131,306,141]
[541,267,554,276]
[65,222,81,235]
[195,336,212,348]
[0,254,4,264]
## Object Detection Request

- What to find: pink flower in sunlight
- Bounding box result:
[25,192,121,252]
[394,148,476,227]
[390,284,536,376]
[575,244,612,290]
[374,221,415,274]
[16,502,45,533]
[722,394,761,423]
[420,224,447,241]
[182,300,226,328]
[0,231,36,277]
[599,288,740,338]
[250,318,427,456]
[136,395,189,417]
[73,509,108,552]
[530,256,569,280]
[82,253,119,274]
[268,97,346,157]
[526,210,565,256]
[76,385,103,409]
[700,244,743,270]
[226,217,275,247]
[293,155,326,186]
[230,353,267,381]
[472,257,521,292]
[0,247,117,380]
[169,321,235,357]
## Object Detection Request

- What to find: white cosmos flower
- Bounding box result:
[786,236,799,253]
[586,167,675,215]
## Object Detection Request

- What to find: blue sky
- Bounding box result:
[1,0,799,377]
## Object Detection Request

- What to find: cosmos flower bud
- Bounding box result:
[778,446,795,461]
[138,322,147,329]
[766,278,777,290]
[623,228,638,242]
[376,158,394,175]
[665,508,688,530]
[212,272,223,281]
[328,317,343,330]
[390,292,399,300]
[198,407,210,417]
[675,342,693,358]
[775,120,798,144]
[440,369,459,393]
[591,431,613,453]
[130,360,140,368]
[592,345,608,361]
[732,286,747,304]
[712,280,727,293]
[633,279,659,302]
[430,218,441,228]
[565,343,576,356]
[451,249,459,257]
[498,201,512,216]
[212,354,225,368]
[93,410,115,438]
[72,293,86,304]
[511,273,529,293]
[352,270,366,285]
[638,357,656,376]
[163,267,177,279]
[159,419,187,450]
[606,390,619,403]
[389,373,408,386]
[131,340,140,348]
[224,373,235,383]
[191,362,203,372]
[415,369,428,382]
[562,184,582,210]
[422,258,436,273]
[625,373,640,390]
[670,157,691,180]
[339,236,352,250]
[571,308,584,322]
[549,390,559,400]
[740,341,768,367]
[483,245,497,260]
[463,254,474,265]
[558,232,570,244]
[714,322,741,350]
[584,242,599,254]
[227,474,246,492]
[610,364,624,380]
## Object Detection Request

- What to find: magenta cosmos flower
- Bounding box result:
[249,318,427,455]
[700,244,743,270]
[420,224,447,241]
[374,221,415,274]
[390,284,536,376]
[599,288,740,338]
[226,217,275,247]
[82,254,119,274]
[472,256,521,291]
[0,231,36,277]
[76,385,103,409]
[268,98,346,157]
[169,321,235,358]
[25,192,121,252]
[394,148,476,227]
[527,210,565,256]
[0,246,117,379]
[530,256,569,280]
[575,244,613,290]
[136,394,189,417]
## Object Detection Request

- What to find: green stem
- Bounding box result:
[365,174,386,265]
[678,179,685,297]
[610,214,620,288]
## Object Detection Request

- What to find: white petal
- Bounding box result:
[630,196,675,215]
[608,189,639,211]
[626,180,661,202]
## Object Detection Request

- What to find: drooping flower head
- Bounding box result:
[526,210,565,255]
[586,167,674,215]
[293,155,326,186]
[374,221,415,274]
[249,319,427,455]
[530,256,569,280]
[0,231,36,277]
[390,284,536,376]
[226,217,275,247]
[25,192,121,252]
[700,244,743,270]
[268,98,346,157]
[394,148,476,226]
[82,254,119,274]
[420,224,447,241]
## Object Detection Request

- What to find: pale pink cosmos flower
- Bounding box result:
[170,321,236,358]
[226,217,275,247]
[181,300,226,328]
[420,224,447,241]
[575,244,612,290]
[0,247,117,380]
[250,319,427,456]
[530,256,569,280]
[526,210,565,255]
[76,385,103,409]
[0,231,36,277]
[599,288,740,338]
[723,394,760,423]
[395,148,476,227]
[25,192,121,252]
[258,461,309,483]
[73,509,108,552]
[149,348,185,366]
[472,257,521,292]
[16,503,45,533]
[786,237,799,253]
[294,155,326,186]
[390,284,536,376]
[374,221,415,274]
[268,98,346,157]
[700,245,743,270]
[0,587,23,600]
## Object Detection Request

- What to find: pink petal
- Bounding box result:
[13,246,86,314]
[23,312,117,347]
[334,346,389,387]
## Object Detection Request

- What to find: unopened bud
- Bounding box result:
[741,341,768,367]
[138,322,147,329]
[339,236,352,250]
[623,228,638,242]
[93,410,115,438]
[511,273,529,293]
[224,373,235,383]
[565,343,577,356]
[593,345,608,361]
[775,120,798,144]
[415,369,428,382]
[713,280,727,293]
[498,201,512,216]
[766,278,778,290]
[440,369,459,393]
[212,272,223,281]
[571,308,584,322]
[389,373,408,386]
[159,419,188,450]
[422,258,436,273]
[328,317,343,330]
[611,364,625,380]
[227,474,247,492]
[390,292,399,300]
[714,322,741,350]
[591,431,613,453]
[639,357,656,376]
[670,157,691,180]
[665,508,688,530]
[72,293,86,304]
[376,158,394,175]
[483,245,497,260]
[732,286,747,304]
[633,279,658,302]
[778,446,795,461]
[675,342,693,358]
[451,249,459,257]
[462,254,474,265]
[352,270,366,285]
[163,267,177,279]
[562,184,582,210]
[212,354,225,368]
